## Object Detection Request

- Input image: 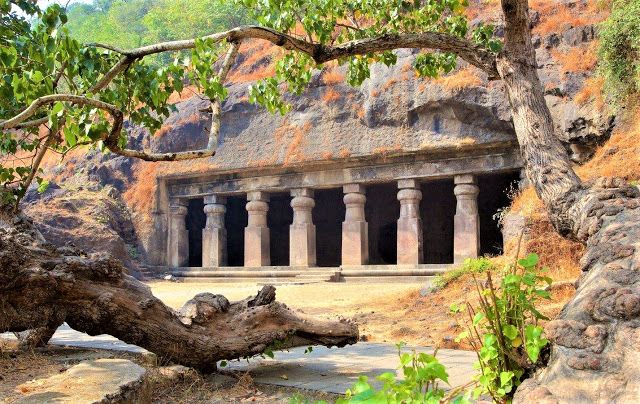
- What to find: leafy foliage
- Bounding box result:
[236,0,501,112]
[598,0,640,108]
[0,1,237,204]
[333,343,456,404]
[451,253,552,402]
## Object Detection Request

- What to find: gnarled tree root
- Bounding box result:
[0,213,358,372]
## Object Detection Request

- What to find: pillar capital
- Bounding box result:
[247,191,270,202]
[169,198,189,216]
[291,188,314,198]
[398,178,420,189]
[204,194,226,205]
[343,183,365,194]
[454,174,477,185]
[454,183,480,198]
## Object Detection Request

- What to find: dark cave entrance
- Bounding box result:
[186,198,205,267]
[366,182,399,265]
[420,179,456,264]
[478,171,521,256]
[225,195,248,267]
[268,192,293,266]
[313,188,345,267]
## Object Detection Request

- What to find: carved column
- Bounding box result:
[167,198,189,267]
[245,191,270,267]
[397,179,423,266]
[454,174,480,263]
[342,184,368,266]
[202,195,227,268]
[290,188,316,267]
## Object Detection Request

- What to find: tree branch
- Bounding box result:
[93,25,498,77]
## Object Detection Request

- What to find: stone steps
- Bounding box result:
[147,264,452,283]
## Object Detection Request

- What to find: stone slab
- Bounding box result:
[14,359,146,403]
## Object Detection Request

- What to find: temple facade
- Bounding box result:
[148,145,522,270]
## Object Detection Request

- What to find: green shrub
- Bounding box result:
[599,0,640,108]
[333,343,461,404]
[451,253,552,402]
[432,257,494,290]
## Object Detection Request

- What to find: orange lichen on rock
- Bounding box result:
[382,78,398,91]
[322,67,345,85]
[283,122,312,166]
[532,1,609,35]
[322,88,341,103]
[228,40,280,84]
[338,148,351,158]
[551,42,598,74]
[435,67,483,91]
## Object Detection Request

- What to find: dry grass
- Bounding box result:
[321,88,341,103]
[575,76,606,111]
[322,67,345,85]
[123,162,159,227]
[576,108,640,181]
[532,1,609,35]
[435,67,483,91]
[551,42,598,74]
[508,187,584,281]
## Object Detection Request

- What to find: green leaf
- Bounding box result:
[502,324,518,340]
[51,101,64,116]
[518,253,539,268]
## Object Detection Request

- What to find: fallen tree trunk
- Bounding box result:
[0,212,358,371]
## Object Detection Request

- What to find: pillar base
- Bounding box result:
[245,227,270,267]
[290,224,316,267]
[342,221,368,265]
[397,217,423,265]
[202,228,227,267]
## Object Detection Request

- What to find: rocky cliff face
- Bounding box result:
[24,0,612,274]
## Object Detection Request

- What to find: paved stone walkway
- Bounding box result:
[2,326,476,394]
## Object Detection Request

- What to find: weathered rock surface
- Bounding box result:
[14,359,147,404]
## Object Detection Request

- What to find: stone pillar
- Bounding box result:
[245,191,270,267]
[397,179,423,266]
[202,195,227,267]
[342,184,368,266]
[454,174,480,263]
[167,198,189,267]
[290,188,316,267]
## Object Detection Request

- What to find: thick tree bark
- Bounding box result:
[497,0,640,401]
[0,213,358,371]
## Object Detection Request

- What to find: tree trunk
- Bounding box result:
[0,212,358,372]
[498,0,640,401]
